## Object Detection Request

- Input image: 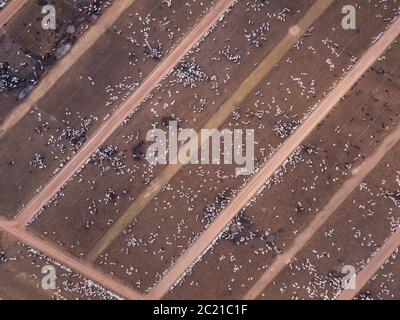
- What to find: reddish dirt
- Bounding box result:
[28,0,318,292]
[0,0,106,122]
[2,0,399,300]
[0,241,121,300]
[0,0,26,28]
[0,0,218,217]
[165,35,400,300]
[259,140,400,299]
[26,0,399,296]
[356,248,400,300]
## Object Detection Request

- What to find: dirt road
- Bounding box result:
[147,17,400,299]
[0,0,26,28]
[0,219,144,299]
[12,0,237,227]
[244,122,400,300]
[86,0,335,262]
[0,0,136,138]
[337,227,400,300]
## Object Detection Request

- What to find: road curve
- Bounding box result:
[148,16,400,300]
[13,0,237,226]
[0,219,144,300]
[0,0,26,28]
[0,0,136,138]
